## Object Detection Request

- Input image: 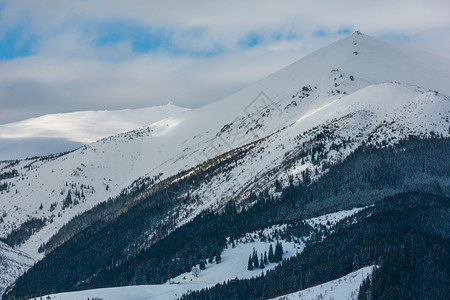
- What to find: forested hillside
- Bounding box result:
[5,137,449,299]
[183,192,449,300]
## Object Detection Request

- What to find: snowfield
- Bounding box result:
[305,206,368,229]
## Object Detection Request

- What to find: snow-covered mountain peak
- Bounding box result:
[183,32,449,141]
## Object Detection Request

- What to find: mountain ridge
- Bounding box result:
[2,31,449,258]
[0,104,189,160]
[1,32,449,298]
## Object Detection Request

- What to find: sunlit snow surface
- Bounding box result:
[0,104,188,160]
[305,206,367,229]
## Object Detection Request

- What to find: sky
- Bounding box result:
[0,0,449,125]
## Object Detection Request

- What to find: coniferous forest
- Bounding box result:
[182,192,449,299]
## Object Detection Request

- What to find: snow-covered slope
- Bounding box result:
[0,242,34,296]
[271,266,375,300]
[38,260,375,300]
[0,104,188,160]
[1,32,450,295]
[36,206,367,300]
[41,240,300,300]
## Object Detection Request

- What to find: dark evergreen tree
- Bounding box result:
[247,255,253,271]
[268,244,274,263]
[252,248,259,269]
[216,250,221,264]
[260,253,265,269]
[301,169,311,186]
[62,190,72,209]
[274,179,282,192]
[230,236,235,248]
[199,260,206,270]
[274,241,283,262]
[264,251,268,264]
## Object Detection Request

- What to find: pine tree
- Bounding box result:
[247,255,254,271]
[62,190,72,209]
[230,236,235,248]
[216,250,221,264]
[268,244,274,263]
[252,248,259,269]
[199,259,206,270]
[264,251,268,264]
[260,253,265,269]
[274,241,284,262]
[275,179,282,192]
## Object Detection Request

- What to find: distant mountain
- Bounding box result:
[0,104,189,160]
[1,32,449,299]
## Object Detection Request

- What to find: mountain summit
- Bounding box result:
[1,33,449,299]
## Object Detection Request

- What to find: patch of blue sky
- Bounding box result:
[0,25,37,60]
[92,20,224,57]
[239,30,303,49]
[338,27,352,35]
[272,31,302,41]
[313,28,327,37]
[239,33,264,48]
[379,32,410,44]
[92,20,172,53]
[285,32,302,40]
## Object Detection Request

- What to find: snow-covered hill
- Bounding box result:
[0,104,188,160]
[1,32,450,297]
[0,242,34,297]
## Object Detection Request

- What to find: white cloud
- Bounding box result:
[0,0,449,124]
